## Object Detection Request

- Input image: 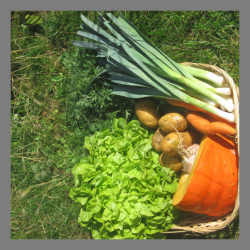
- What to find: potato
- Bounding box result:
[135,98,160,128]
[151,127,167,153]
[159,112,188,133]
[161,130,200,156]
[159,153,183,172]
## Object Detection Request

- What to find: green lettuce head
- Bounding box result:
[70,118,180,239]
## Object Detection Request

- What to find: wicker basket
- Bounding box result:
[164,62,240,235]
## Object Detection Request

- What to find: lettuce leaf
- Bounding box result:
[70,118,180,239]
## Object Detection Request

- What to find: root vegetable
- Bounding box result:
[151,128,167,153]
[185,110,236,135]
[200,111,236,129]
[159,112,188,134]
[159,153,183,172]
[161,130,200,156]
[135,98,160,128]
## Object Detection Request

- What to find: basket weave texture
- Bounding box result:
[164,62,240,235]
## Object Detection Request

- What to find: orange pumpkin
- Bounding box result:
[172,133,239,217]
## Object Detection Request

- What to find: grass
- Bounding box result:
[11,11,239,239]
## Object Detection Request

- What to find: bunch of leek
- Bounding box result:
[72,12,235,123]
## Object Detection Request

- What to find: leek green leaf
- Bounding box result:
[80,13,121,46]
[81,23,107,39]
[117,12,194,79]
[77,30,121,50]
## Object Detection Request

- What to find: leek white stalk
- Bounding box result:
[179,64,225,86]
[220,105,226,111]
[211,107,235,122]
[208,87,232,95]
[219,95,234,105]
[162,70,234,112]
[187,92,219,107]
[219,95,234,111]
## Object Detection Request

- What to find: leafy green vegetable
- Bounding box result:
[70,118,180,239]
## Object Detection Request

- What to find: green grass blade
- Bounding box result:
[25,14,43,25]
[84,69,109,95]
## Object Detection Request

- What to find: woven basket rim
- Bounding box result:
[164,62,240,235]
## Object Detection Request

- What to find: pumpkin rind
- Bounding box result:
[172,133,238,217]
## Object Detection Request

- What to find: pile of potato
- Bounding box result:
[135,98,201,172]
